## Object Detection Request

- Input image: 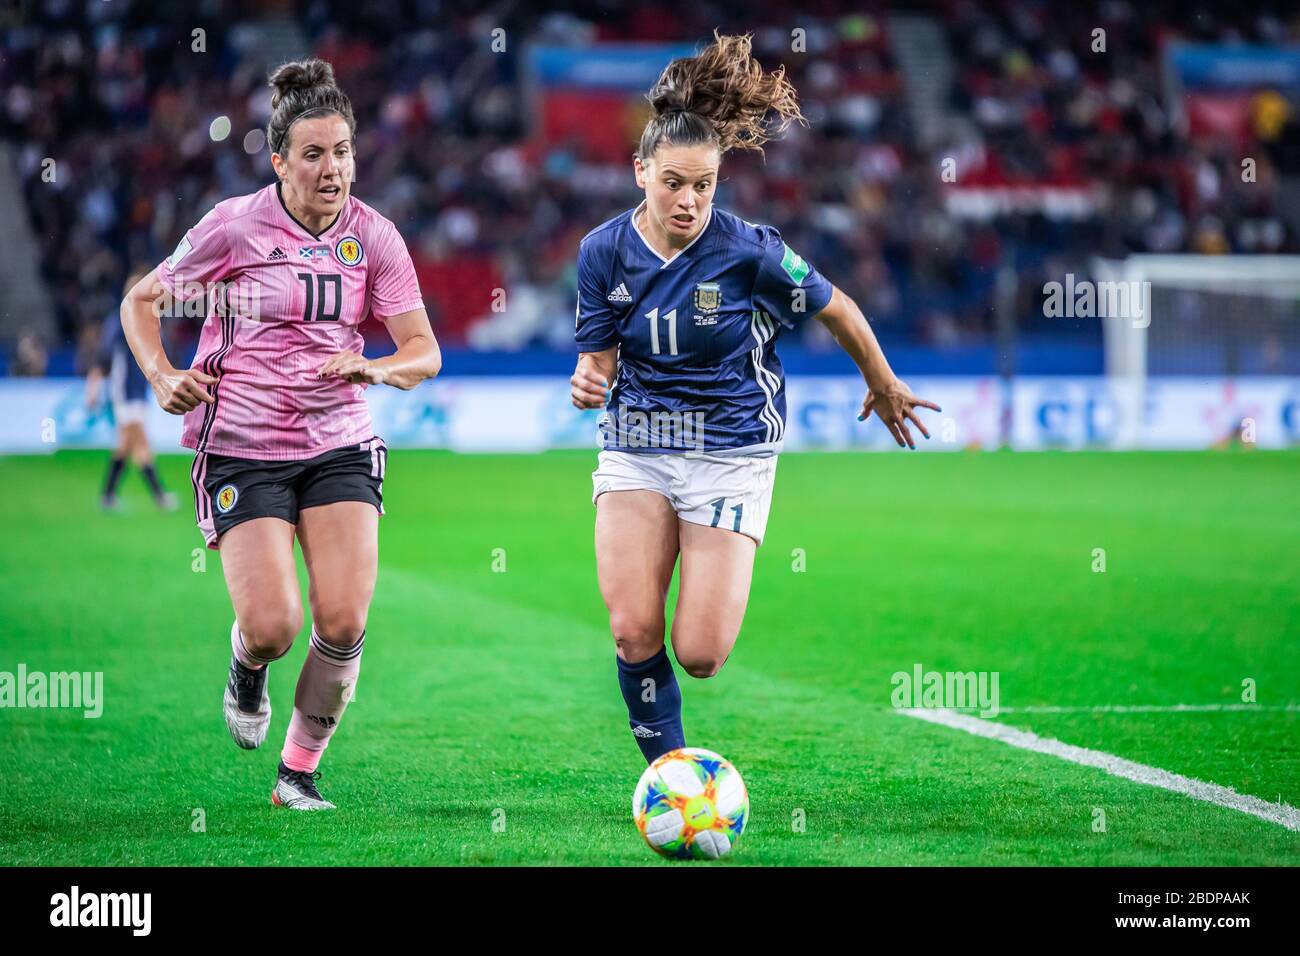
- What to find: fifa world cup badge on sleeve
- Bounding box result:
[169,236,192,268]
[780,244,810,285]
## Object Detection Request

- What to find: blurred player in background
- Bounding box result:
[119,59,441,809]
[85,268,178,512]
[572,33,939,764]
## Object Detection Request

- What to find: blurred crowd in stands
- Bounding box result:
[2,0,1298,375]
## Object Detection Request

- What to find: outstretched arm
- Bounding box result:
[814,285,941,449]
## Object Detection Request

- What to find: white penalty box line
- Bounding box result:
[899,707,1300,833]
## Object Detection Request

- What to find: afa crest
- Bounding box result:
[215,484,238,514]
[694,282,722,314]
[335,236,364,267]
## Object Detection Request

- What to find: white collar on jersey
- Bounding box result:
[630,200,714,269]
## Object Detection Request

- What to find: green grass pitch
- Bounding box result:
[1,449,1296,865]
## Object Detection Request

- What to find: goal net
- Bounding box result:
[1094,255,1300,448]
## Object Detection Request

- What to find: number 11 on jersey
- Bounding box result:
[645,307,678,356]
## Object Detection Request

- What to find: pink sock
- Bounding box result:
[230,620,280,670]
[281,628,363,773]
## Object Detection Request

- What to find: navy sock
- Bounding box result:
[139,463,165,497]
[616,647,685,764]
[103,455,127,498]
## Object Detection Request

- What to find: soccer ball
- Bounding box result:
[632,748,749,859]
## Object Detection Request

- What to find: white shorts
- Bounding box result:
[592,450,778,545]
[114,400,148,427]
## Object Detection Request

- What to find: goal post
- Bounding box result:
[1094,255,1300,448]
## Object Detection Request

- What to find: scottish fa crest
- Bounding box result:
[693,282,721,325]
[335,236,364,267]
[215,484,238,513]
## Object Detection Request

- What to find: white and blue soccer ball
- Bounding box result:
[632,748,749,859]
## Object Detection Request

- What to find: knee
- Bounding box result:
[674,648,727,680]
[239,605,303,659]
[671,622,731,678]
[610,611,664,664]
[312,605,368,647]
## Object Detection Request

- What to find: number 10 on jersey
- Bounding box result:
[645,307,678,356]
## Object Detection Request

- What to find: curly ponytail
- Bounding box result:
[266,58,356,155]
[637,31,805,161]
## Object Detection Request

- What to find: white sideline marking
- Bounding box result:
[959,703,1300,715]
[900,708,1300,832]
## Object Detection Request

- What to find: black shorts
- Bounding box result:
[191,438,387,549]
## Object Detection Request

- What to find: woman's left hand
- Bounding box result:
[860,378,941,449]
[317,350,386,386]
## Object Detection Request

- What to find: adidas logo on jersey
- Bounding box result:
[266,247,287,262]
[631,724,661,739]
[607,283,632,303]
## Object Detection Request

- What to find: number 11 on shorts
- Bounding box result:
[709,497,743,533]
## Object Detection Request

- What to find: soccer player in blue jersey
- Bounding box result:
[571,33,941,764]
[85,268,177,511]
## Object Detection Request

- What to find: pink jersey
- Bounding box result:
[155,183,424,460]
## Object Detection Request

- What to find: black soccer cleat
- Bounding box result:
[271,761,336,811]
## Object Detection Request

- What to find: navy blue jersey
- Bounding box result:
[98,310,149,402]
[575,202,834,455]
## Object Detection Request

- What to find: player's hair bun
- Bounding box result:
[269,59,338,109]
[266,58,356,155]
[647,84,689,116]
[638,31,805,160]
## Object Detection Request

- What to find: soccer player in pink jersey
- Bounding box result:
[119,59,441,810]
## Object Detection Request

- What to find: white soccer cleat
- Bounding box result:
[271,762,336,811]
[224,657,271,749]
